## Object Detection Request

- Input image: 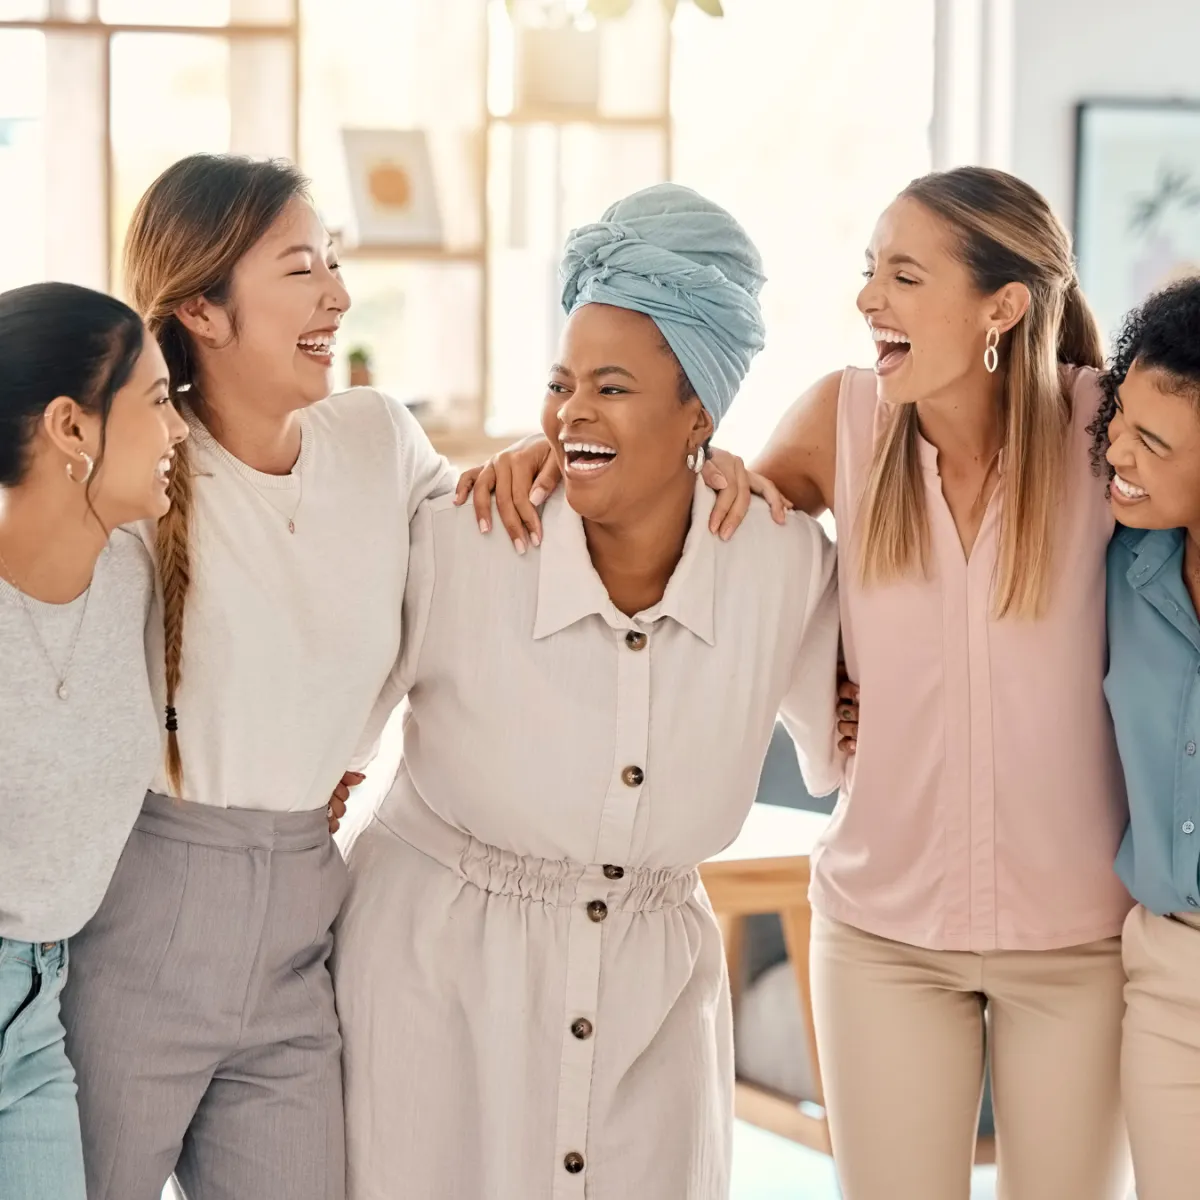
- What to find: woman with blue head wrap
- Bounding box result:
[334,184,842,1200]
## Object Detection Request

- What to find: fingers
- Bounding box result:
[753,474,793,526]
[701,456,730,493]
[838,734,857,756]
[472,463,498,534]
[507,455,544,549]
[704,461,736,535]
[717,458,753,541]
[493,459,529,554]
[342,770,366,787]
[454,466,482,507]
[837,680,859,703]
[527,455,563,512]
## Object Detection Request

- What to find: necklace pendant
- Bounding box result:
[56,681,69,701]
[288,520,296,534]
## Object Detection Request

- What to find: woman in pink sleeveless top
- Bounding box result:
[461,166,1133,1199]
[746,168,1132,1200]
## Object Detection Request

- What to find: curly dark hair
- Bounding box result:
[1088,278,1200,477]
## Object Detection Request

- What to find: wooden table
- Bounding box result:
[700,803,834,1154]
[701,802,996,1167]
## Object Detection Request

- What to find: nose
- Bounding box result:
[1105,411,1131,470]
[857,274,884,316]
[168,402,189,445]
[555,385,599,429]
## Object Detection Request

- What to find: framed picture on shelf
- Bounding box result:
[1074,99,1200,342]
[341,128,444,249]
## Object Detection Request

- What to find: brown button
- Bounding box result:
[564,1152,585,1174]
[621,765,644,788]
[603,864,624,880]
[40,942,56,952]
[587,900,608,923]
[571,1018,594,1040]
[625,630,647,651]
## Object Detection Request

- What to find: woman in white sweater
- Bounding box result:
[0,282,187,1200]
[58,155,456,1200]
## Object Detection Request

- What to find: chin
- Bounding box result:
[562,477,619,522]
[1108,494,1163,529]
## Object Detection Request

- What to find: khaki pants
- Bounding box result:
[810,912,1130,1200]
[1122,904,1200,1200]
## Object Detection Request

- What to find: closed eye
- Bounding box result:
[599,386,629,395]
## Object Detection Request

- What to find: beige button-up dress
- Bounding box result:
[335,481,841,1200]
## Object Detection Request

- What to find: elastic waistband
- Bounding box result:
[134,792,330,852]
[377,792,698,913]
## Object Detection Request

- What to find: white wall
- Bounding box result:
[1009,0,1200,220]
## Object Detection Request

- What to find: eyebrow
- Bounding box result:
[277,239,335,259]
[550,363,637,381]
[145,376,169,394]
[1135,422,1172,452]
[865,249,926,270]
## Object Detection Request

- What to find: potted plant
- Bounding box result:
[347,346,373,389]
[507,0,721,115]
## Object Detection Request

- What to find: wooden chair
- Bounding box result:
[700,803,996,1166]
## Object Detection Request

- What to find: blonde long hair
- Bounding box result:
[124,154,310,793]
[857,167,1103,619]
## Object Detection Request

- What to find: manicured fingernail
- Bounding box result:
[530,487,547,507]
[514,539,526,555]
[479,519,490,534]
[711,472,728,489]
[531,531,541,548]
[721,528,733,542]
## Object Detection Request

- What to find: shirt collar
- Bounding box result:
[1119,526,1185,592]
[532,477,717,646]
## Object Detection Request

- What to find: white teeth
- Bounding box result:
[155,457,172,482]
[1112,472,1148,499]
[871,328,910,344]
[569,458,612,472]
[297,334,336,352]
[562,442,617,456]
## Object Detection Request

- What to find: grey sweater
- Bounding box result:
[0,529,158,943]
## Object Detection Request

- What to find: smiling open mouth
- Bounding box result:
[873,327,911,375]
[297,332,336,361]
[562,441,618,474]
[1111,472,1148,503]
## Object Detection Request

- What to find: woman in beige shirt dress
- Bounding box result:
[333,184,842,1200]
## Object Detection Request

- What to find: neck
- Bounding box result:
[0,479,109,603]
[195,376,302,475]
[584,475,695,618]
[915,367,1006,467]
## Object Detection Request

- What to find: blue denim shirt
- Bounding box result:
[1107,526,1200,915]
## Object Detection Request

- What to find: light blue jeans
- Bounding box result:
[0,937,86,1200]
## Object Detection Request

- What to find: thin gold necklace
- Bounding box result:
[235,466,304,534]
[0,542,93,700]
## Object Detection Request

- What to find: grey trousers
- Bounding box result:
[60,793,348,1200]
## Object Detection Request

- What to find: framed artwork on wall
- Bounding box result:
[341,128,444,248]
[1074,99,1200,343]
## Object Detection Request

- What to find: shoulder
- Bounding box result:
[311,386,426,445]
[102,527,155,607]
[719,495,834,572]
[1061,364,1106,427]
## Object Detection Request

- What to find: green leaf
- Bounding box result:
[588,0,635,16]
[691,0,724,14]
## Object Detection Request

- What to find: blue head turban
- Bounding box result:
[559,183,766,429]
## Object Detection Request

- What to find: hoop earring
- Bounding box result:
[686,444,705,474]
[66,452,94,485]
[984,327,1000,375]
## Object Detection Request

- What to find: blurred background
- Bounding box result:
[4,2,1189,1195]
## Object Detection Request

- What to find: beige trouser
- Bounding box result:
[810,912,1130,1200]
[1121,904,1200,1200]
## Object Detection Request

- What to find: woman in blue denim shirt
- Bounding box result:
[1092,278,1200,1200]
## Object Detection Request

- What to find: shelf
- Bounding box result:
[338,245,485,265]
[490,109,667,130]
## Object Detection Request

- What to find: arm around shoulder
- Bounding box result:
[749,370,841,518]
[374,388,458,514]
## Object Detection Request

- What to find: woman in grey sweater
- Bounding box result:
[0,282,188,1200]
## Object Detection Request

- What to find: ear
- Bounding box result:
[690,401,715,445]
[174,294,229,346]
[984,282,1031,336]
[41,396,99,462]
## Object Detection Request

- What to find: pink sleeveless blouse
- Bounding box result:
[809,366,1131,952]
